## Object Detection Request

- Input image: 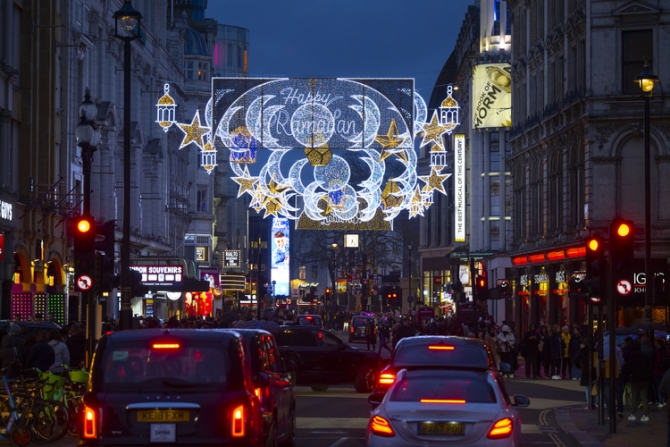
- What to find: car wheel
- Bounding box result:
[264,419,277,447]
[311,384,328,392]
[354,365,375,393]
[279,409,296,447]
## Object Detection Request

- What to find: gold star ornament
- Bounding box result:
[231,167,258,197]
[420,111,447,148]
[419,167,450,195]
[177,112,210,149]
[376,119,408,162]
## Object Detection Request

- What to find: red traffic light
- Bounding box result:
[77,217,93,233]
[325,287,331,294]
[616,223,631,237]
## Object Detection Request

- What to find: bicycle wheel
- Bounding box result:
[28,399,69,444]
[66,399,79,437]
[9,422,31,447]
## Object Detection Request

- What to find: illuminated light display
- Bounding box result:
[156,78,461,226]
[271,217,291,296]
[454,134,466,243]
[472,63,512,129]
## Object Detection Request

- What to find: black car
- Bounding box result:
[223,329,296,447]
[273,327,382,393]
[0,320,62,338]
[373,336,497,397]
[81,329,264,446]
[348,316,374,343]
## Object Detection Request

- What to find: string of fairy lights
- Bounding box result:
[155,81,460,227]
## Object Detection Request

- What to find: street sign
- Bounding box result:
[76,274,93,291]
[616,279,632,296]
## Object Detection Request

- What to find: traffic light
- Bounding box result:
[73,214,95,279]
[568,274,586,299]
[95,220,117,292]
[475,276,489,300]
[325,287,331,302]
[653,273,667,305]
[583,235,606,300]
[610,218,634,295]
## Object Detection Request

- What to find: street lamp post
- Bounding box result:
[113,0,142,330]
[75,89,100,360]
[635,59,658,323]
[408,243,413,311]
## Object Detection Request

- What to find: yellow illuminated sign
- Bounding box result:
[472,64,512,129]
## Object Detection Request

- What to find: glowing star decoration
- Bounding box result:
[419,167,450,196]
[420,111,448,149]
[408,187,427,218]
[375,119,406,162]
[177,112,210,149]
[156,83,176,132]
[231,167,259,197]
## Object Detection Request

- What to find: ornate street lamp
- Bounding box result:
[113,0,142,330]
[634,58,658,323]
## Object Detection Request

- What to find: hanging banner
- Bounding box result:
[271,217,290,296]
[454,134,466,243]
[472,63,512,129]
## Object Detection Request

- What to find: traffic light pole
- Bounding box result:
[82,142,95,366]
[644,94,652,322]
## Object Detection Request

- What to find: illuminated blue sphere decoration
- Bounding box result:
[314,156,350,191]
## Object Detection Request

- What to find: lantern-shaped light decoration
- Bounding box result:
[230,126,258,164]
[439,85,460,134]
[304,142,333,167]
[200,140,217,174]
[429,143,447,169]
[156,83,177,132]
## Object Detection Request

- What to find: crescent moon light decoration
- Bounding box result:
[156,79,460,230]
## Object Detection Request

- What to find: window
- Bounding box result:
[197,188,207,212]
[622,30,653,94]
[505,176,512,216]
[299,266,306,280]
[311,265,318,279]
[185,61,194,80]
[490,220,500,251]
[489,133,500,172]
[390,374,496,403]
[227,43,233,65]
[490,177,500,216]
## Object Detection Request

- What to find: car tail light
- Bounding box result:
[83,405,98,439]
[487,418,513,439]
[378,373,395,385]
[152,343,180,349]
[254,388,262,399]
[420,399,466,404]
[370,415,394,437]
[231,405,245,437]
[428,345,454,351]
[350,326,354,333]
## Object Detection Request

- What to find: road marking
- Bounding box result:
[328,438,349,447]
[527,397,583,410]
[549,432,568,447]
[520,424,543,434]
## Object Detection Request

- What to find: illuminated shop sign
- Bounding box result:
[0,200,12,222]
[454,134,466,242]
[130,265,184,286]
[472,63,512,129]
[223,249,241,268]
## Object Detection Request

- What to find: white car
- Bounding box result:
[366,369,529,446]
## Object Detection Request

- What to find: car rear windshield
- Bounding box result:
[394,343,488,369]
[390,372,496,403]
[352,317,371,326]
[98,341,232,391]
[297,316,320,326]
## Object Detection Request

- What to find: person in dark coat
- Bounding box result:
[393,317,415,349]
[658,365,670,446]
[365,319,376,351]
[25,331,55,373]
[569,326,583,380]
[626,339,652,422]
[523,324,540,379]
[0,335,22,379]
[537,325,551,379]
[549,325,564,379]
[65,323,88,369]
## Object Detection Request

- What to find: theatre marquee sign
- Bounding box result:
[130,265,184,286]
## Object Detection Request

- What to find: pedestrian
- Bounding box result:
[66,323,88,369]
[658,363,670,446]
[0,335,22,380]
[579,336,595,409]
[561,325,572,379]
[365,318,376,351]
[47,329,70,373]
[496,325,515,378]
[377,322,392,355]
[626,339,652,422]
[25,331,55,373]
[393,317,415,349]
[655,338,670,408]
[538,325,551,379]
[7,324,25,361]
[569,326,583,380]
[486,326,500,372]
[549,325,563,379]
[602,334,625,417]
[523,324,540,379]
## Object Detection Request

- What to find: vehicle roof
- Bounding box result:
[0,321,62,329]
[103,328,241,344]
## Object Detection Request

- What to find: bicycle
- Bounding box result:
[0,367,32,446]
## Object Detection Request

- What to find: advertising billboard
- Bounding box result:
[271,217,290,296]
[223,250,241,268]
[454,134,466,243]
[472,63,512,129]
[199,268,220,289]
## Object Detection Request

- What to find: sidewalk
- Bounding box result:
[554,399,667,447]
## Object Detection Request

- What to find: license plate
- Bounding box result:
[419,422,464,435]
[150,423,176,443]
[138,410,190,422]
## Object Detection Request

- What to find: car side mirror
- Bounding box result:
[512,394,530,407]
[367,392,385,406]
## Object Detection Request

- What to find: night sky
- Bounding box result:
[207,0,475,99]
